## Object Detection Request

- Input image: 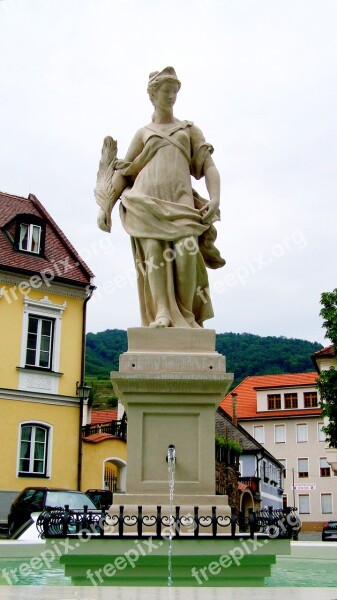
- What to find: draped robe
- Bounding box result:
[115,120,225,327]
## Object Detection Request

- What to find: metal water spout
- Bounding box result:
[166,444,176,464]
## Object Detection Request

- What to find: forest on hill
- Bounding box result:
[85,329,322,387]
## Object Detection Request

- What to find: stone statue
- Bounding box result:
[95,67,225,328]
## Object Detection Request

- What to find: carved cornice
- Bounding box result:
[0,270,88,300]
[0,387,80,407]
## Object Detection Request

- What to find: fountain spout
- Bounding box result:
[166,444,176,464]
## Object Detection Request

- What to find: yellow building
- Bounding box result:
[82,409,127,493]
[0,191,95,519]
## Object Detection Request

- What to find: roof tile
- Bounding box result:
[91,409,118,424]
[0,191,94,285]
[221,372,321,419]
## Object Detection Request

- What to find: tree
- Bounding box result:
[317,288,337,448]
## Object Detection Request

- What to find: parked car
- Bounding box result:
[7,487,97,537]
[322,521,337,541]
[85,489,113,510]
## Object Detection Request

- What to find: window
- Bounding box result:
[268,394,281,410]
[278,459,287,479]
[298,458,309,478]
[304,392,318,408]
[25,316,54,369]
[282,494,288,511]
[19,296,66,382]
[275,424,286,443]
[320,457,331,477]
[296,423,308,443]
[318,422,326,442]
[253,425,264,444]
[19,223,41,253]
[18,424,50,476]
[321,493,333,514]
[3,214,45,256]
[262,460,270,482]
[284,393,298,409]
[298,494,310,514]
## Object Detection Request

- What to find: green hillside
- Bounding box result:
[85,329,322,386]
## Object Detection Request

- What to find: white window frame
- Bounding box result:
[296,423,308,443]
[253,425,265,444]
[19,223,42,253]
[319,457,331,477]
[274,424,286,444]
[278,458,287,479]
[318,422,326,442]
[297,457,309,478]
[20,296,66,372]
[298,494,310,514]
[25,315,54,369]
[17,421,53,478]
[321,493,333,514]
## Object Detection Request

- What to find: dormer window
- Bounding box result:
[19,223,41,254]
[3,213,46,256]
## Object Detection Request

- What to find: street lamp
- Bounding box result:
[76,381,92,400]
[76,381,92,491]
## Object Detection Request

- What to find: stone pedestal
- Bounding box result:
[110,328,233,514]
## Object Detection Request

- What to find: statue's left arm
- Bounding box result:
[200,155,220,223]
[189,124,221,223]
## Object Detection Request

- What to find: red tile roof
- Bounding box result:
[82,433,117,443]
[91,409,118,424]
[312,344,335,358]
[0,191,94,285]
[220,372,322,420]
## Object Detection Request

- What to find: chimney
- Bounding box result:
[231,392,238,427]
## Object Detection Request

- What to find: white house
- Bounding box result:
[221,372,337,530]
[312,344,337,475]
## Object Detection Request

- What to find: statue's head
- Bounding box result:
[147,66,181,105]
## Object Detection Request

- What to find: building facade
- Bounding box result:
[312,344,337,474]
[216,407,284,517]
[221,373,337,529]
[0,191,94,519]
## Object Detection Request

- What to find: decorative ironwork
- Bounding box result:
[237,506,300,539]
[36,504,300,540]
[37,504,232,539]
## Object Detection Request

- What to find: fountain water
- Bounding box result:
[167,444,176,586]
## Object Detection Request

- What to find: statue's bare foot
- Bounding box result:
[149,316,170,328]
[187,319,202,329]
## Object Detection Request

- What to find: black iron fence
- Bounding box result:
[36,504,300,540]
[238,506,300,539]
[82,419,127,440]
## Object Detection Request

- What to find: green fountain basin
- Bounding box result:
[55,536,291,587]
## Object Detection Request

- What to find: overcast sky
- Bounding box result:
[1,0,336,345]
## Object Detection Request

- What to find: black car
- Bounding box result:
[85,489,113,510]
[7,487,96,537]
[322,520,337,541]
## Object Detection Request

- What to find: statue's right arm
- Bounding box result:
[96,130,144,232]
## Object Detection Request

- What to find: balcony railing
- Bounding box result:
[82,419,127,441]
[239,476,261,494]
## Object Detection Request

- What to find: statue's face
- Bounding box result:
[153,81,179,110]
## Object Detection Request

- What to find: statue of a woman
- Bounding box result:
[95,67,225,328]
